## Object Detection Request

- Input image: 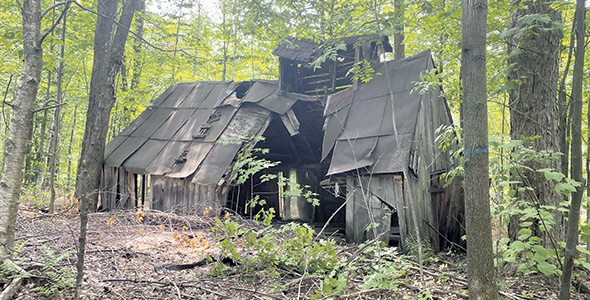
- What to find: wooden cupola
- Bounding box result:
[272,35,393,97]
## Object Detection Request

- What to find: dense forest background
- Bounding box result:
[1,0,590,299]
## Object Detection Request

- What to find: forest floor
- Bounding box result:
[5,202,590,300]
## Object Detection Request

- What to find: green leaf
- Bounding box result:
[537,168,565,182]
[537,261,557,276]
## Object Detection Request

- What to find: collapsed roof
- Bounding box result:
[103,80,316,186]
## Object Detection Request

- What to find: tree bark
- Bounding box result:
[393,0,405,60]
[462,0,497,299]
[49,8,68,214]
[0,0,43,261]
[559,1,585,298]
[74,0,138,296]
[507,0,564,244]
[75,0,138,211]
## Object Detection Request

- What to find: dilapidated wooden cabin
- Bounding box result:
[101,35,463,251]
[321,50,464,251]
[101,79,326,218]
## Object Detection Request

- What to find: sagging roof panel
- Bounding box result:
[151,108,196,140]
[178,82,217,108]
[104,136,149,167]
[242,80,277,103]
[158,83,196,107]
[104,80,304,187]
[122,139,169,174]
[323,50,433,175]
[166,142,214,178]
[145,141,190,175]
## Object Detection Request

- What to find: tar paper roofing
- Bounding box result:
[322,50,435,175]
[104,80,305,186]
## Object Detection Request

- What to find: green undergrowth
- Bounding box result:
[210,209,417,298]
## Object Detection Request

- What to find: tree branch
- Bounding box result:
[38,1,72,46]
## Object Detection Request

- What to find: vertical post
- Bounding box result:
[353,46,360,92]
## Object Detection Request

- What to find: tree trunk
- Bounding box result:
[0,0,43,261]
[507,0,564,244]
[559,1,585,298]
[462,0,497,299]
[75,0,138,211]
[49,9,68,214]
[67,104,78,188]
[393,0,405,60]
[74,0,138,296]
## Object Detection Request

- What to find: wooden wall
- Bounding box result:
[101,167,227,215]
[150,175,226,215]
[101,167,137,211]
[345,174,405,245]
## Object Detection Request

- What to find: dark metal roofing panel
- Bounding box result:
[199,82,239,108]
[151,108,196,140]
[171,108,216,141]
[242,81,278,103]
[337,96,390,140]
[324,50,433,175]
[178,82,217,108]
[256,93,298,115]
[327,137,378,175]
[118,107,155,136]
[191,105,272,186]
[191,142,242,186]
[150,84,178,107]
[104,135,127,162]
[158,83,195,107]
[272,37,318,63]
[122,139,169,174]
[321,103,351,161]
[130,108,175,138]
[203,106,239,142]
[144,141,190,175]
[324,88,355,116]
[104,136,149,167]
[166,141,214,178]
[216,104,272,142]
[370,134,414,174]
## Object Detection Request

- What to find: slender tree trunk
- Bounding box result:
[130,0,144,91]
[393,0,405,60]
[507,0,564,244]
[74,0,138,296]
[221,8,228,81]
[49,9,68,214]
[67,104,77,188]
[462,0,497,299]
[193,0,201,76]
[0,0,43,261]
[558,22,575,178]
[559,1,585,298]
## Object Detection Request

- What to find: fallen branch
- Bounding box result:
[399,282,468,299]
[0,277,23,300]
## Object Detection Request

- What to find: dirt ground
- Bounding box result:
[4,205,590,300]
